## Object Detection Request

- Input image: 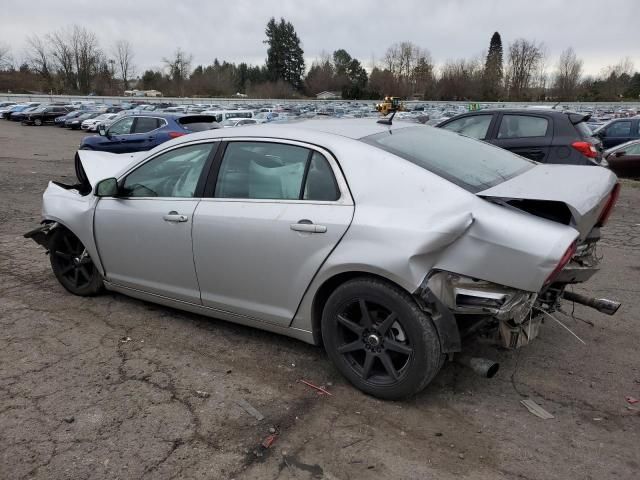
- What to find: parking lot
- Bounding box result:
[1,120,639,479]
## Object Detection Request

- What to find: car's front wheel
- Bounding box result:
[49,228,103,296]
[34,118,43,126]
[321,278,444,400]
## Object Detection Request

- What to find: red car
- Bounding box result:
[604,140,640,178]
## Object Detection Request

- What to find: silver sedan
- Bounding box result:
[26,119,620,399]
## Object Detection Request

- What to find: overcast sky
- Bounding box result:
[2,0,638,77]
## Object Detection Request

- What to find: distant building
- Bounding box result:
[123,89,163,97]
[316,91,342,100]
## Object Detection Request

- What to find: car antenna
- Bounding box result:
[552,101,561,110]
[377,110,396,125]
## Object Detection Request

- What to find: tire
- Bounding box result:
[49,228,103,296]
[321,277,444,400]
[34,118,43,126]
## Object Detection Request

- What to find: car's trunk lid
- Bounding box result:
[477,164,617,240]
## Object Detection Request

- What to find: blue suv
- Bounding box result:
[79,113,219,153]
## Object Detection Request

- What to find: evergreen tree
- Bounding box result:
[264,17,305,90]
[482,31,503,100]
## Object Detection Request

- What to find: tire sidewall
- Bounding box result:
[49,229,103,296]
[321,278,442,400]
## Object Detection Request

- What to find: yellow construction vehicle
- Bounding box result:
[375,96,406,116]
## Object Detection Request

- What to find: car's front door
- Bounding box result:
[94,141,217,302]
[491,113,553,162]
[600,120,634,149]
[120,117,164,152]
[102,117,135,153]
[192,140,354,326]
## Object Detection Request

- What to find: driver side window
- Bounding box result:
[109,117,134,135]
[122,143,214,198]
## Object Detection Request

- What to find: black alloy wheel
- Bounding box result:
[49,228,103,296]
[322,278,444,400]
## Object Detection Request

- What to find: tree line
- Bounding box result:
[0,20,638,101]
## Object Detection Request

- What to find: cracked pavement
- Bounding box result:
[1,121,639,479]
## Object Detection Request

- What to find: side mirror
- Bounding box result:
[98,125,107,136]
[614,150,626,157]
[95,177,119,197]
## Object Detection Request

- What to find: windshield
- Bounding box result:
[361,126,535,193]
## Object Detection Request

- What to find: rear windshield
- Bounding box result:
[178,115,217,132]
[361,126,534,192]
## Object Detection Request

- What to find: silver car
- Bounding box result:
[26,119,620,399]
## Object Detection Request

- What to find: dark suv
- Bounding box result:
[592,118,640,149]
[436,109,603,165]
[22,106,73,126]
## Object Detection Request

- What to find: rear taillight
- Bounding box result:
[544,241,577,286]
[571,141,598,159]
[596,183,621,227]
[168,131,185,138]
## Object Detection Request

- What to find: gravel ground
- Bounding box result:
[0,120,639,480]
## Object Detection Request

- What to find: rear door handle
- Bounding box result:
[290,220,327,233]
[163,211,188,223]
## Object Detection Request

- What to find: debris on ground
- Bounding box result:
[261,433,278,449]
[119,336,132,343]
[299,379,333,396]
[625,396,639,404]
[237,398,265,421]
[521,399,554,419]
[195,390,210,399]
[63,416,74,423]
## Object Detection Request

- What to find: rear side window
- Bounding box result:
[441,115,492,140]
[215,142,339,201]
[133,117,161,133]
[361,126,534,193]
[497,115,548,138]
[606,121,631,137]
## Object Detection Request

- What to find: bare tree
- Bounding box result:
[505,38,545,100]
[26,35,53,83]
[553,48,583,100]
[438,57,483,100]
[383,41,433,96]
[48,29,77,91]
[163,48,192,96]
[113,39,135,90]
[0,42,12,70]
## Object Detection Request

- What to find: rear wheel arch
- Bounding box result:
[311,271,418,347]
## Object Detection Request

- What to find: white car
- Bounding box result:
[81,113,119,132]
[26,119,620,399]
[219,118,258,128]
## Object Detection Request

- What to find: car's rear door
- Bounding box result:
[93,141,218,302]
[192,139,354,327]
[490,113,553,162]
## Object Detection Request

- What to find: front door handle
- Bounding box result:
[163,211,188,223]
[290,220,327,233]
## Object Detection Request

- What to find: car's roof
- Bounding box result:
[451,108,582,117]
[262,118,416,139]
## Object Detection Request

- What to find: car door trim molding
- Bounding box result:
[103,279,315,344]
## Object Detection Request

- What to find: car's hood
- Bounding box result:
[477,164,617,239]
[76,150,145,187]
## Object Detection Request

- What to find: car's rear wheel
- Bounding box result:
[34,118,43,126]
[321,278,444,400]
[49,228,103,296]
